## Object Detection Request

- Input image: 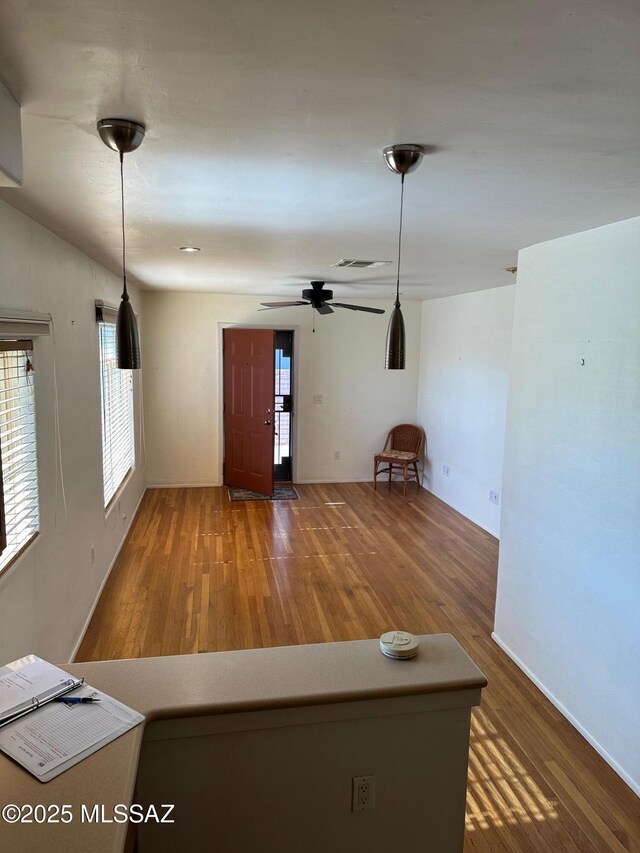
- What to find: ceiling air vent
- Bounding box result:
[331,259,392,269]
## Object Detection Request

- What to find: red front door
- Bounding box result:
[223,328,275,495]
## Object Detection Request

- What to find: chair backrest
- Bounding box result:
[385,424,425,455]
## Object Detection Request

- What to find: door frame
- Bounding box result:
[217,322,301,486]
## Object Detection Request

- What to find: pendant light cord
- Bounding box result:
[119,151,128,300]
[395,173,405,307]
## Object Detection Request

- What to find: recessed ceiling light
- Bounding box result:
[179,246,201,253]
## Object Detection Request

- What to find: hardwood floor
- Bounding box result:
[77,483,640,851]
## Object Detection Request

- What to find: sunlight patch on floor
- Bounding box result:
[465,714,559,832]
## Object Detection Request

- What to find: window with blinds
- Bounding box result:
[99,323,135,507]
[0,341,39,574]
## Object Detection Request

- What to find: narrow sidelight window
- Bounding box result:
[98,322,134,507]
[0,340,39,574]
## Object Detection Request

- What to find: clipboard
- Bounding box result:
[0,655,144,782]
[0,655,85,730]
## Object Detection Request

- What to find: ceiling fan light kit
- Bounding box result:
[382,143,426,370]
[97,117,145,370]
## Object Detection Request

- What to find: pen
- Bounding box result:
[54,697,100,704]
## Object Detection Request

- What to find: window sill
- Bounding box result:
[104,467,135,517]
[0,532,39,580]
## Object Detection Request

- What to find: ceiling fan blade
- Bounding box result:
[331,303,385,314]
[259,301,310,308]
[316,303,334,315]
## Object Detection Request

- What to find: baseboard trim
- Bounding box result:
[173,479,377,486]
[294,478,373,484]
[147,480,372,488]
[146,482,221,489]
[69,486,148,663]
[420,484,499,539]
[491,631,640,797]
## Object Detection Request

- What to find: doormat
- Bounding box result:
[228,485,299,502]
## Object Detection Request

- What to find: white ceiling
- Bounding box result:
[0,0,638,300]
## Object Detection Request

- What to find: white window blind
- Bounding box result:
[99,323,135,507]
[0,342,39,573]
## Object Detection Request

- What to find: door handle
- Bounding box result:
[264,420,272,425]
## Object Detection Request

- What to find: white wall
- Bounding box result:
[416,287,515,536]
[141,292,421,485]
[494,217,640,794]
[0,80,22,187]
[0,200,145,664]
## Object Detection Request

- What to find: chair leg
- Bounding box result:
[403,464,408,496]
[388,464,392,489]
[413,461,419,491]
[373,459,377,490]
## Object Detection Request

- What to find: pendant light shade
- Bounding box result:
[97,118,145,370]
[382,143,426,370]
[116,294,141,369]
[385,303,406,370]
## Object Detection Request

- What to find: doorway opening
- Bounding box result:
[274,331,294,482]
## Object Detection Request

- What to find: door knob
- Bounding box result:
[264,420,272,425]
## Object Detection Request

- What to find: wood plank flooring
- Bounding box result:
[77,483,640,851]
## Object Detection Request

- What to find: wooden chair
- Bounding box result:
[374,424,425,495]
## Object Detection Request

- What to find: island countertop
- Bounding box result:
[0,633,486,853]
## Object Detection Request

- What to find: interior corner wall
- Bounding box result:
[416,286,515,537]
[494,217,640,794]
[0,199,146,665]
[141,292,421,486]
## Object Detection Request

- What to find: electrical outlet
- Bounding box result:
[442,465,450,476]
[334,450,341,460]
[352,775,376,812]
[489,490,500,505]
[312,394,323,404]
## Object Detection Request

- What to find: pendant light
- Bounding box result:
[97,118,146,369]
[382,144,426,370]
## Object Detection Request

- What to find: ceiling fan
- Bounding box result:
[260,281,385,316]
